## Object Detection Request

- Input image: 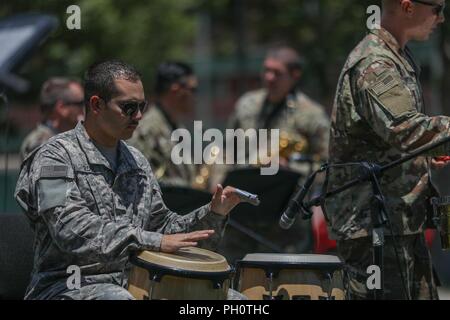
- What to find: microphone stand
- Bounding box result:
[297,135,450,300]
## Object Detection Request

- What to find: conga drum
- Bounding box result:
[236,254,345,300]
[127,247,232,300]
[431,196,450,250]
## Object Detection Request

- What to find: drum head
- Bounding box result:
[134,247,231,273]
[238,254,343,271]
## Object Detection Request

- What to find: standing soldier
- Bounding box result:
[326,0,449,299]
[128,62,198,188]
[20,77,84,159]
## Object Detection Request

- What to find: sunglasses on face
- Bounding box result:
[117,100,149,117]
[411,0,446,16]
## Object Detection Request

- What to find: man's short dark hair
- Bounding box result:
[84,60,142,109]
[40,77,80,119]
[155,62,194,95]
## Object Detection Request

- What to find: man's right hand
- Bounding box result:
[160,230,215,253]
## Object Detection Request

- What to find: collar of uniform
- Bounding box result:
[74,122,143,175]
[74,121,114,170]
[369,27,416,74]
[115,140,143,176]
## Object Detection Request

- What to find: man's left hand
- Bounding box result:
[210,184,241,216]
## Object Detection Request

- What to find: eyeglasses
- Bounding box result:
[411,0,446,16]
[117,100,149,117]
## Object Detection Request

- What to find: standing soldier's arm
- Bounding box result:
[354,60,450,156]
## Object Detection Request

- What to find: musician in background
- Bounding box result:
[15,60,244,300]
[20,77,84,160]
[228,46,330,174]
[224,46,330,254]
[128,62,198,188]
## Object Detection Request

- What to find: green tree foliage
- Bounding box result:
[1,0,198,97]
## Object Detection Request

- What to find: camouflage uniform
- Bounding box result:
[326,27,450,299]
[220,89,330,257]
[14,122,229,300]
[128,104,196,187]
[20,123,56,160]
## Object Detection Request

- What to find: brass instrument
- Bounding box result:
[279,130,309,161]
[191,145,221,190]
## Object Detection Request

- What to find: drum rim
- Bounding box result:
[236,254,343,271]
[130,255,233,283]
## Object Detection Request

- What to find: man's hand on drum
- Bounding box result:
[210,184,242,216]
[161,230,215,253]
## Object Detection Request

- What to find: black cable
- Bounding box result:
[0,90,10,213]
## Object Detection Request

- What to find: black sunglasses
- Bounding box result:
[411,0,445,16]
[117,100,149,117]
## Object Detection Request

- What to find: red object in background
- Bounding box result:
[436,156,450,162]
[425,229,437,248]
[312,207,336,253]
[312,209,437,252]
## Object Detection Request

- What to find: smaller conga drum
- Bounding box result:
[127,247,232,300]
[236,254,345,300]
[431,196,450,250]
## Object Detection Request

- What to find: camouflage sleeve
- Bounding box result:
[30,145,164,261]
[354,60,450,156]
[142,160,228,250]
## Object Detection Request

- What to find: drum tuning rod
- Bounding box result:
[233,188,261,206]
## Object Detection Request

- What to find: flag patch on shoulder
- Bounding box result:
[40,165,69,178]
[371,74,397,96]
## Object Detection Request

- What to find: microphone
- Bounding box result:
[279,172,317,229]
[233,188,261,206]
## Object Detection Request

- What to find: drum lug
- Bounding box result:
[212,281,222,289]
